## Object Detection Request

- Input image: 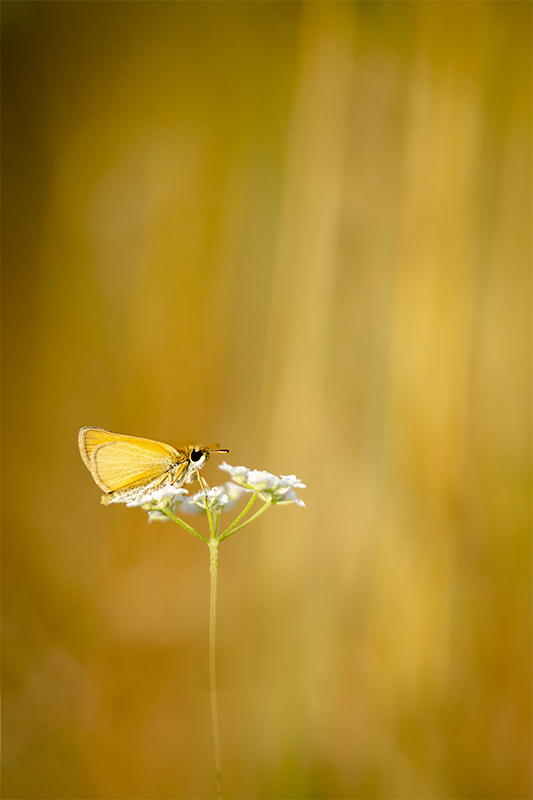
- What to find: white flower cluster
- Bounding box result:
[126,485,188,508]
[178,482,248,515]
[127,462,306,522]
[219,462,306,506]
[130,481,249,521]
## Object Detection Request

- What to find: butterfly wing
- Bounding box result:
[78,427,186,493]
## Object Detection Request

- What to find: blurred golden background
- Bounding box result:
[2,2,531,798]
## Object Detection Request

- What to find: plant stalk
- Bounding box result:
[208,540,224,799]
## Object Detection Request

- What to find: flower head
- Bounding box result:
[179,482,248,515]
[126,484,189,509]
[219,462,306,506]
[138,481,249,522]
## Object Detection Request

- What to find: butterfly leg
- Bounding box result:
[196,471,210,493]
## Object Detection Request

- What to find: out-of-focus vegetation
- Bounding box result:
[2,2,531,798]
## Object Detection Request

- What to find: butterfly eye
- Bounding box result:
[190,449,204,463]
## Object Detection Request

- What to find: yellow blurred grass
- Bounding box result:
[2,2,531,798]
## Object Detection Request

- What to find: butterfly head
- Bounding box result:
[184,444,229,482]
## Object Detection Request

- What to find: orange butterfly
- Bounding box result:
[78,427,228,504]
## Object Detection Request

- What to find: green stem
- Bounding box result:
[209,540,224,799]
[159,506,208,543]
[218,491,258,539]
[206,497,215,539]
[218,499,272,541]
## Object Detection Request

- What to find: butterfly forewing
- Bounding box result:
[79,427,186,493]
[79,427,180,462]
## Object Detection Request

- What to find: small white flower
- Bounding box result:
[219,462,306,506]
[271,488,306,507]
[179,482,248,515]
[219,462,276,490]
[126,485,189,509]
[280,474,306,489]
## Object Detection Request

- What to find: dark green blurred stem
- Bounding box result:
[208,540,224,799]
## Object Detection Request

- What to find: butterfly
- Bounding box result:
[78,427,228,505]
